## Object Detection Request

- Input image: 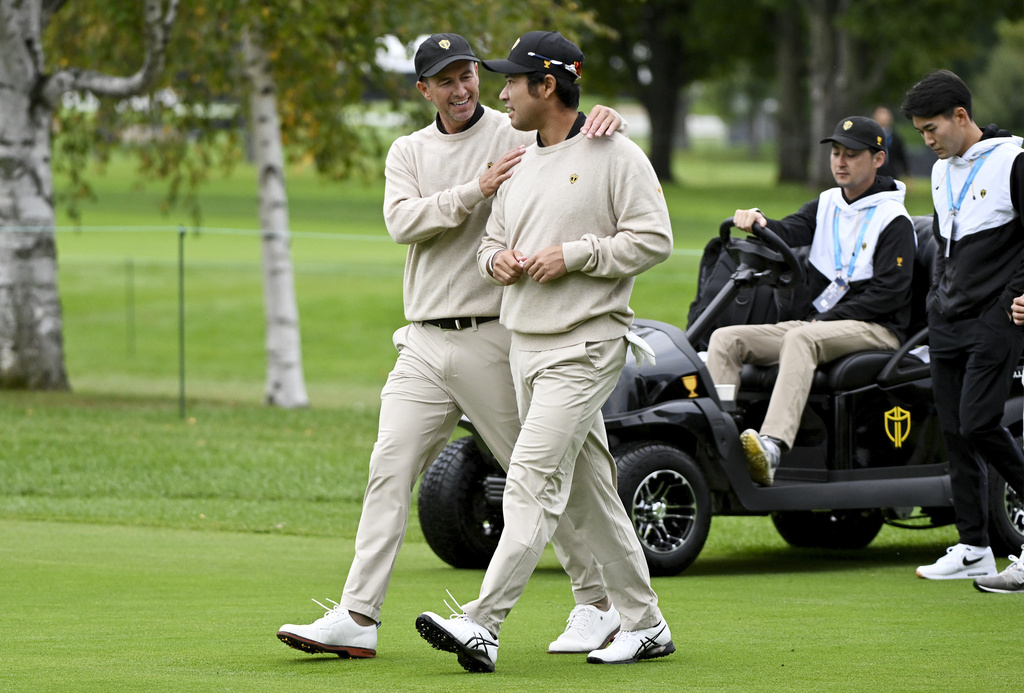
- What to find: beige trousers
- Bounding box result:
[706,319,899,448]
[462,338,662,636]
[340,320,606,621]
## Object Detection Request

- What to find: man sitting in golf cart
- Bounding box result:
[706,115,917,486]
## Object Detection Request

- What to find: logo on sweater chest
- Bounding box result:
[570,173,578,184]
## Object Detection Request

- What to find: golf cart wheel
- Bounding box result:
[987,463,1024,556]
[614,441,711,576]
[417,437,503,569]
[771,509,884,549]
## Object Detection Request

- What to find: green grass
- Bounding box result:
[3,147,999,691]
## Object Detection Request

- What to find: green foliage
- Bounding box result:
[973,19,1024,132]
[42,0,605,224]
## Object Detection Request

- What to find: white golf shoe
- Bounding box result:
[548,604,620,654]
[277,598,377,658]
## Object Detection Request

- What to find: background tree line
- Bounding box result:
[2,0,1022,400]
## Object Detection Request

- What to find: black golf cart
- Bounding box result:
[417,218,1024,575]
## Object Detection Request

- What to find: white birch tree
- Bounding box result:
[0,0,177,389]
[240,25,308,408]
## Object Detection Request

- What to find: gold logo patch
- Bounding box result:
[980,189,987,198]
[570,173,578,184]
[897,256,903,267]
[877,136,883,146]
[885,406,911,448]
[843,120,853,130]
[682,375,699,398]
[439,39,451,50]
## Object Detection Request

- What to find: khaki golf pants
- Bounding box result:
[463,337,662,636]
[340,320,607,621]
[706,319,899,448]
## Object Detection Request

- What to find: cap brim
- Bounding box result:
[820,135,882,151]
[481,58,534,74]
[419,54,478,79]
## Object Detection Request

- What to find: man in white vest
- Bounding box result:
[706,115,916,488]
[902,69,1024,586]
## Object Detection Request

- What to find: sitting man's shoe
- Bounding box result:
[740,429,781,486]
[416,608,498,673]
[548,604,620,654]
[916,543,997,580]
[586,620,674,664]
[277,598,378,658]
[974,547,1024,593]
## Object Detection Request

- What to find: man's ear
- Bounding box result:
[873,150,887,170]
[541,74,558,99]
[415,80,431,102]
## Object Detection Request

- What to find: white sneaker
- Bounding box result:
[974,546,1024,593]
[586,620,675,664]
[277,598,377,658]
[416,609,498,673]
[548,604,621,654]
[916,544,998,580]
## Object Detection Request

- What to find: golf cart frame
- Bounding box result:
[417,217,1024,575]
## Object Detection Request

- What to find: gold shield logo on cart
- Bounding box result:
[682,375,699,398]
[884,406,911,448]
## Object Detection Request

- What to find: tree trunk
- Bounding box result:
[0,3,69,389]
[775,5,810,183]
[241,27,309,408]
[803,0,851,189]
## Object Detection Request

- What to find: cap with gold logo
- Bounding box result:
[414,33,478,81]
[482,30,584,82]
[819,115,887,153]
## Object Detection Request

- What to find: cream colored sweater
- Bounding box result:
[478,130,673,350]
[383,106,532,321]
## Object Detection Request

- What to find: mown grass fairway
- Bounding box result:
[3,150,1004,691]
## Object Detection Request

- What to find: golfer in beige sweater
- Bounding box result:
[416,31,675,672]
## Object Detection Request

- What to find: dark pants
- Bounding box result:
[930,302,1024,547]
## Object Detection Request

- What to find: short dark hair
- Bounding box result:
[525,72,580,110]
[900,69,973,120]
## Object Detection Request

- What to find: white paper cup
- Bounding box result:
[715,384,735,402]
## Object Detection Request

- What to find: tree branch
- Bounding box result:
[41,0,179,106]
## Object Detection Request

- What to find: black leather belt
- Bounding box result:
[422,316,499,330]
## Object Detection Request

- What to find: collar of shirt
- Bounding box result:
[536,111,587,147]
[434,103,485,134]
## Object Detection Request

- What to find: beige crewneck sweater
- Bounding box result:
[383,106,532,321]
[478,130,673,350]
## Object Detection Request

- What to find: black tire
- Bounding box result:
[771,509,884,549]
[417,437,503,569]
[613,441,712,576]
[987,463,1024,556]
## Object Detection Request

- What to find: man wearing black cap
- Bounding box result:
[276,33,625,661]
[705,116,916,487]
[415,31,675,672]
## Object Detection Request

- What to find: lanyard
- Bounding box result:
[946,153,988,219]
[832,205,877,279]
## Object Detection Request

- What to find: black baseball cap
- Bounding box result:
[414,33,478,81]
[482,31,583,82]
[820,116,887,152]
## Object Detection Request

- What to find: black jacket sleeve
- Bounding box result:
[765,199,818,248]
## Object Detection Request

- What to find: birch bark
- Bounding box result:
[241,26,309,408]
